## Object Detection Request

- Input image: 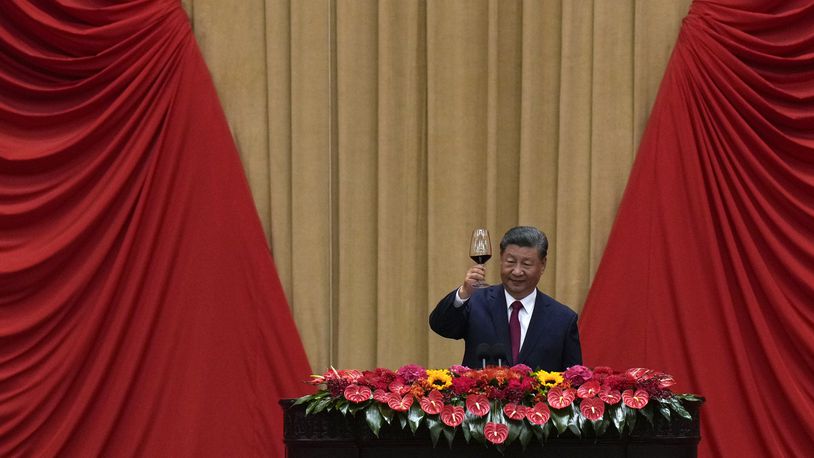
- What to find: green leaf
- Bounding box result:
[442,426,457,448]
[670,398,692,420]
[307,397,334,415]
[407,404,424,434]
[610,404,626,435]
[506,420,522,445]
[640,404,654,427]
[292,393,319,406]
[542,422,552,441]
[426,416,443,447]
[658,402,671,422]
[461,419,472,443]
[366,405,384,437]
[339,401,350,415]
[465,410,486,443]
[518,426,533,451]
[593,418,610,437]
[348,401,368,415]
[550,408,569,434]
[398,412,407,430]
[625,407,638,433]
[378,403,394,425]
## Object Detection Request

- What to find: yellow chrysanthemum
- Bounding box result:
[535,370,564,387]
[426,369,453,390]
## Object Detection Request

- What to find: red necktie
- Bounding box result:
[509,301,523,363]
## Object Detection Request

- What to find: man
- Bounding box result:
[429,226,582,371]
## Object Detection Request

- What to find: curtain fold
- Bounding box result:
[0,1,310,456]
[580,1,814,456]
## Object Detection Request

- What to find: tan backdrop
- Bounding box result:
[182,0,691,372]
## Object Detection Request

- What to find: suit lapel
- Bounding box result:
[518,290,549,363]
[487,285,511,351]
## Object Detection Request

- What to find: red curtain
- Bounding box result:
[0,1,311,456]
[580,0,814,456]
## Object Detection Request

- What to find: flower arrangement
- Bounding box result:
[293,364,700,450]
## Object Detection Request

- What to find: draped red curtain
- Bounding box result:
[0,1,311,456]
[580,0,814,456]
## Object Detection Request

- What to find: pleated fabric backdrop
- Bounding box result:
[0,1,310,456]
[581,1,814,457]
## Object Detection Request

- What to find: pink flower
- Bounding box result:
[525,402,550,425]
[448,365,471,376]
[387,393,414,412]
[466,394,491,417]
[451,376,478,395]
[484,422,509,444]
[343,384,372,403]
[440,404,465,427]
[510,364,533,374]
[563,365,593,386]
[622,389,649,409]
[419,390,444,415]
[503,403,526,420]
[598,387,621,405]
[577,380,601,398]
[580,397,605,421]
[547,386,576,409]
[396,364,427,384]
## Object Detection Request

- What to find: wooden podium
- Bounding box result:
[281,399,703,458]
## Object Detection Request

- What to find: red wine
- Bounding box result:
[470,254,491,264]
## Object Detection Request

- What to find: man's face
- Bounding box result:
[500,244,546,299]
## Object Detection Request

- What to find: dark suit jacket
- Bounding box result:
[429,284,582,371]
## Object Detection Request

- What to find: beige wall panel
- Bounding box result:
[519,0,561,296]
[191,0,271,238]
[589,0,634,281]
[266,0,294,300]
[336,0,379,369]
[555,1,593,312]
[376,0,429,369]
[290,0,333,370]
[426,0,490,369]
[633,0,692,150]
[486,0,522,271]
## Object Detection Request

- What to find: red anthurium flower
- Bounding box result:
[622,389,650,409]
[525,402,550,425]
[440,405,465,427]
[373,389,390,403]
[656,374,676,389]
[483,422,509,445]
[387,393,414,412]
[547,386,576,409]
[503,403,526,421]
[466,394,491,417]
[420,391,444,415]
[626,368,654,381]
[388,379,410,396]
[344,384,372,404]
[580,397,605,421]
[577,380,601,398]
[598,387,621,405]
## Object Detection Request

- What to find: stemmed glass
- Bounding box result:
[469,228,492,288]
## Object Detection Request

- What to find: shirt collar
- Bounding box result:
[505,289,537,311]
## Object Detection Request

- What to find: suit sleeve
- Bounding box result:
[561,313,583,368]
[429,289,469,340]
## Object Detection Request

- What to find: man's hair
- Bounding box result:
[499,226,548,260]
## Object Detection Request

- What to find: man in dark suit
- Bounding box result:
[429,226,582,371]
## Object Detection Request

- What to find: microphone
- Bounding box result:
[492,343,508,367]
[476,343,490,369]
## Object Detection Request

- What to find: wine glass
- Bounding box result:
[469,228,492,288]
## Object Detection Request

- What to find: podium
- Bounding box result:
[281,398,703,457]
